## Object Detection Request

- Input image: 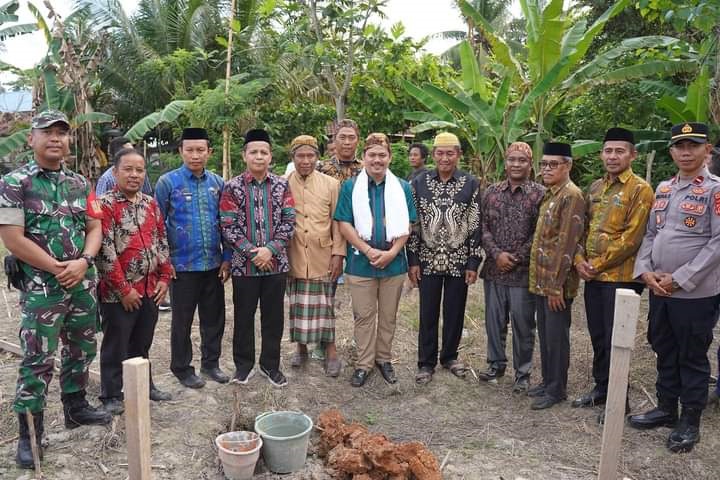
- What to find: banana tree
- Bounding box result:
[404,0,700,179]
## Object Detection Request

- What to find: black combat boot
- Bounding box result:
[628,398,678,429]
[16,411,43,469]
[62,391,112,429]
[667,407,702,453]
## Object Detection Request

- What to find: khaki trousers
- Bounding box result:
[345,274,405,371]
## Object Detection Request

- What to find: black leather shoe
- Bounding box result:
[350,368,371,387]
[62,391,112,429]
[178,374,206,389]
[531,394,564,410]
[375,362,397,384]
[628,406,678,430]
[149,387,172,401]
[527,383,546,397]
[667,408,701,453]
[102,398,125,415]
[571,389,607,408]
[201,367,230,384]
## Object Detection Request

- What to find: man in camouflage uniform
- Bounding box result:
[0,111,111,469]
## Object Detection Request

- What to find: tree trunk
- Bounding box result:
[222,0,237,180]
[645,150,655,184]
[335,95,346,122]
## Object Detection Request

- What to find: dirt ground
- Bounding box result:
[1,278,719,479]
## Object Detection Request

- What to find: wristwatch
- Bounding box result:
[81,254,95,267]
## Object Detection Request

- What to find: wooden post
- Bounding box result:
[598,289,641,480]
[123,357,152,480]
[25,409,42,478]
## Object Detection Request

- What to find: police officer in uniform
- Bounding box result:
[630,122,720,453]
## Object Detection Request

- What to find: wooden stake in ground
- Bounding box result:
[123,357,152,480]
[26,408,42,479]
[598,289,641,480]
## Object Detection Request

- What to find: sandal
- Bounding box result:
[415,366,434,385]
[290,351,308,368]
[443,360,468,378]
[325,358,342,377]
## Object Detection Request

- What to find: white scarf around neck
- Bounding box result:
[351,168,409,242]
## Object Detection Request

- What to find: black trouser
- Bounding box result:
[418,274,468,369]
[232,274,286,374]
[170,268,226,379]
[99,297,158,400]
[648,293,719,409]
[536,295,573,400]
[584,281,644,395]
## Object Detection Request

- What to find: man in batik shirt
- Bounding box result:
[480,142,545,392]
[572,128,653,419]
[407,132,481,385]
[220,129,295,388]
[96,148,173,415]
[528,142,586,410]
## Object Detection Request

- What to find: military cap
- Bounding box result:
[244,128,271,146]
[180,127,209,141]
[543,142,572,157]
[31,110,70,129]
[603,127,635,144]
[290,135,319,153]
[670,122,708,145]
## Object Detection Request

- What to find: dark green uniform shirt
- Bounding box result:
[0,160,95,292]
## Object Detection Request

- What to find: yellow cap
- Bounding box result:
[289,135,319,153]
[433,132,460,147]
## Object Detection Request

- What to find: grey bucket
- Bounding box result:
[254,411,313,474]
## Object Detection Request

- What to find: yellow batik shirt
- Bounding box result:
[575,168,654,283]
[529,180,586,299]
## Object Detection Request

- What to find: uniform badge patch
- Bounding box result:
[692,187,706,195]
[659,185,671,193]
[653,199,667,210]
[714,192,720,215]
[684,216,697,228]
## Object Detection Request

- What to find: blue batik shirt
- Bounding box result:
[155,164,230,272]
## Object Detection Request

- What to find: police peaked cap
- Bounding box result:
[670,122,708,145]
[180,127,209,141]
[543,142,572,157]
[244,128,272,146]
[603,127,635,145]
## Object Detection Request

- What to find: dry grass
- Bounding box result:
[0,278,718,479]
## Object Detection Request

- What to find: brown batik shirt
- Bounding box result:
[480,179,546,287]
[529,179,586,298]
[318,156,363,183]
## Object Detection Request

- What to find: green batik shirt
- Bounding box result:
[0,160,96,292]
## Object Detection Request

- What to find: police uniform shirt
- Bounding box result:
[633,167,720,299]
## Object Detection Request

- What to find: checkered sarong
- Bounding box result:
[287,277,336,344]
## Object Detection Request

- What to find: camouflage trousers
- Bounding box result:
[13,285,98,413]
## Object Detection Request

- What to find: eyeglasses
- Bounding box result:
[539,160,568,171]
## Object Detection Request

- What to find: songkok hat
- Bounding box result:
[670,122,708,145]
[433,132,460,147]
[603,127,635,144]
[180,127,209,141]
[290,135,319,153]
[543,142,572,157]
[363,133,391,152]
[244,128,272,146]
[505,142,532,159]
[32,110,70,129]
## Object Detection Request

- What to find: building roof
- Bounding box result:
[0,90,32,113]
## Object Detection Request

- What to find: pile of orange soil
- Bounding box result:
[317,409,441,480]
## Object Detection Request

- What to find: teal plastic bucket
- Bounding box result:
[254,411,313,473]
